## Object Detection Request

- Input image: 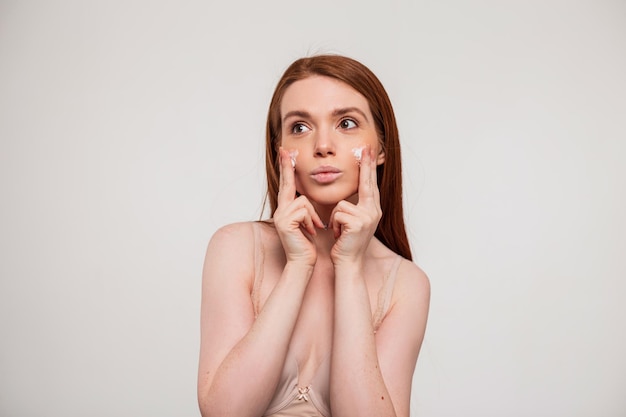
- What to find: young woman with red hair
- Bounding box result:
[198,55,430,417]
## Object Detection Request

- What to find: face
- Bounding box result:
[280,75,385,207]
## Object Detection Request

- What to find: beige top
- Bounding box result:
[250,222,402,417]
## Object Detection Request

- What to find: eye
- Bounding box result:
[339,118,357,129]
[291,123,311,134]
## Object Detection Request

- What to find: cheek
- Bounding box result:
[344,159,361,190]
[354,146,366,163]
[293,169,305,194]
[280,140,305,161]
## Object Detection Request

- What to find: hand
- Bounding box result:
[273,147,325,267]
[329,145,382,266]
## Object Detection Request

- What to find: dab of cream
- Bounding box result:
[351,146,364,162]
[288,150,299,168]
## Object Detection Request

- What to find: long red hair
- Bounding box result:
[264,55,412,261]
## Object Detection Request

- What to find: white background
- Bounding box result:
[1,1,625,416]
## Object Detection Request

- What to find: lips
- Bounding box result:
[310,165,342,184]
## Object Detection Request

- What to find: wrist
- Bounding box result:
[332,259,365,276]
[284,260,316,277]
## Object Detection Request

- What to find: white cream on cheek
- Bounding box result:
[289,149,299,168]
[351,146,365,163]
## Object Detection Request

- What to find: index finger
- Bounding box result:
[277,147,297,206]
[357,145,377,204]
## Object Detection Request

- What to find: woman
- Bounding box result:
[198,55,430,417]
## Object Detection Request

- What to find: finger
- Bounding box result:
[293,207,316,236]
[329,205,342,239]
[295,196,325,230]
[370,145,380,200]
[277,147,296,206]
[358,145,374,204]
[310,209,325,231]
[329,201,357,239]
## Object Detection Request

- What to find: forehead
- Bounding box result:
[280,75,371,116]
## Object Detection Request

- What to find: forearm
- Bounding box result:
[330,263,396,417]
[200,262,313,417]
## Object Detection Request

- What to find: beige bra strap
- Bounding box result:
[373,255,403,331]
[250,222,265,318]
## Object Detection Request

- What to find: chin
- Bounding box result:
[301,188,358,206]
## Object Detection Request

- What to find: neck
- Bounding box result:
[313,203,334,227]
[308,195,359,257]
[312,194,358,226]
[312,227,336,258]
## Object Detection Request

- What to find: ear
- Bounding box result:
[376,148,385,165]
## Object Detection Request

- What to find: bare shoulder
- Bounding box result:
[377,258,430,363]
[374,256,430,394]
[394,258,431,309]
[208,221,255,248]
[204,220,282,276]
[203,221,260,285]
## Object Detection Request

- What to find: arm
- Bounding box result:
[331,261,430,417]
[197,223,314,417]
[374,263,430,417]
[197,148,324,417]
[328,147,430,416]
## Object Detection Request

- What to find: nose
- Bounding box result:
[314,129,335,157]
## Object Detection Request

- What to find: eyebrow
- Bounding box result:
[332,107,370,122]
[282,110,311,123]
[282,107,371,124]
